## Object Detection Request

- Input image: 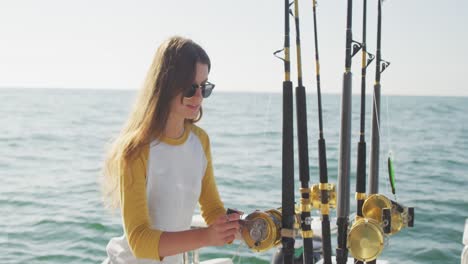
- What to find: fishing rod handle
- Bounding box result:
[356,141,367,193]
[281,79,295,264]
[336,216,349,264]
[299,189,315,264]
[321,215,333,264]
[318,138,329,184]
[296,85,310,185]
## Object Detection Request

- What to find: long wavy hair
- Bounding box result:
[103,36,211,208]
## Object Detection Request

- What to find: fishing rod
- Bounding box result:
[310,0,332,263]
[275,0,295,263]
[336,0,362,263]
[368,0,390,195]
[355,0,375,219]
[290,0,315,262]
[353,1,374,263]
[367,1,390,262]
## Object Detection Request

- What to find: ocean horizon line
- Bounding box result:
[1,86,467,98]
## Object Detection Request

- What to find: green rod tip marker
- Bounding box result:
[387,154,396,195]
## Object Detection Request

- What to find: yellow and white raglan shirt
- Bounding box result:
[105,124,226,264]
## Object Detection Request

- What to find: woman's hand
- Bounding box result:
[204,213,240,246]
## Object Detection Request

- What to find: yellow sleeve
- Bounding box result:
[120,146,163,260]
[194,127,226,225]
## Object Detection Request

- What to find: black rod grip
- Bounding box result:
[296,85,310,187]
[321,215,332,264]
[282,80,295,264]
[280,242,295,264]
[318,138,329,184]
[336,217,349,264]
[282,81,295,218]
[300,210,314,264]
[356,141,366,193]
[302,236,314,264]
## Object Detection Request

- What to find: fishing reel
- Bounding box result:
[310,183,337,210]
[240,209,283,252]
[347,194,415,262]
[242,207,313,252]
[241,184,337,253]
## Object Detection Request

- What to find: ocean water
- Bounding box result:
[1,88,467,264]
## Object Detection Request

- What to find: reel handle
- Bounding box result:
[227,208,244,216]
[408,207,414,227]
[382,208,392,234]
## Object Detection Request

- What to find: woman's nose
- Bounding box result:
[193,86,203,100]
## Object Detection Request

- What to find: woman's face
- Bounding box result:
[169,62,209,121]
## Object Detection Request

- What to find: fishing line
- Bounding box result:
[261,94,273,140]
[372,90,393,198]
[230,240,245,264]
[260,93,275,170]
[385,96,397,201]
[241,93,272,170]
[385,96,392,151]
[372,91,383,149]
[371,79,398,201]
[371,91,386,190]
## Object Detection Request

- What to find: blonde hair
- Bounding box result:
[102,36,211,208]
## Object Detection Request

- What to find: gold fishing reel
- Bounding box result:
[348,217,385,262]
[241,209,282,252]
[348,194,415,262]
[241,208,305,252]
[362,194,414,234]
[310,183,337,210]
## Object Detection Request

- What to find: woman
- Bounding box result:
[102,36,240,264]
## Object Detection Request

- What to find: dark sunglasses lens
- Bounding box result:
[202,87,212,98]
[184,85,197,98]
[202,83,214,98]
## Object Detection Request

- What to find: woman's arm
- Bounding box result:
[194,129,244,244]
[120,150,163,260]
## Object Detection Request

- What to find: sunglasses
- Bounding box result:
[183,81,215,98]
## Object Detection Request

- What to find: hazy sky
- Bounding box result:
[1,0,467,96]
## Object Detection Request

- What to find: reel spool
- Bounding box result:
[241,209,282,252]
[347,218,385,262]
